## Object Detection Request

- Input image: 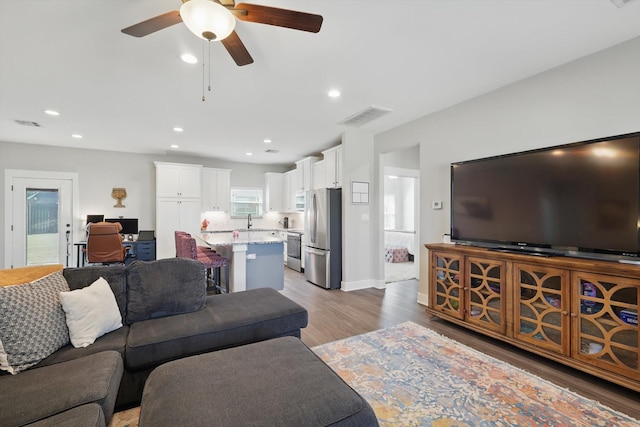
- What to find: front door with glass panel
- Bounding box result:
[10,177,74,267]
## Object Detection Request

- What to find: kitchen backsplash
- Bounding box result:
[200,212,304,231]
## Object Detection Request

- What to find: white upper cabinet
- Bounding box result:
[283,170,297,213]
[265,172,284,213]
[202,167,231,211]
[322,145,343,188]
[312,160,326,190]
[294,156,321,193]
[155,162,202,198]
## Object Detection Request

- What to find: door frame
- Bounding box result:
[380,166,421,285]
[4,169,80,269]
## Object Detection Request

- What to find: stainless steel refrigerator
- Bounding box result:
[304,188,342,289]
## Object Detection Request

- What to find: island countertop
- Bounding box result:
[199,232,283,246]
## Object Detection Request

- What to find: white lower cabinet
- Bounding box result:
[155,198,201,259]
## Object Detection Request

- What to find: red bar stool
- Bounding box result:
[176,233,228,293]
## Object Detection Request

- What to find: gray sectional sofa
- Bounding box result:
[0,258,308,426]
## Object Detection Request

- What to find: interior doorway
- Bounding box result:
[383,169,419,283]
[4,170,79,268]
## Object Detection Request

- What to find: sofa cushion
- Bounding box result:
[0,351,123,426]
[60,277,123,348]
[0,271,70,374]
[34,326,129,369]
[138,337,379,427]
[63,265,127,322]
[126,258,206,324]
[126,288,308,370]
[25,403,105,427]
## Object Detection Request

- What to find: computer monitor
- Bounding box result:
[104,218,139,235]
[86,214,104,224]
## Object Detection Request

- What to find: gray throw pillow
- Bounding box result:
[125,258,205,323]
[0,271,70,374]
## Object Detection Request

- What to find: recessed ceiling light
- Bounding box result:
[181,53,198,64]
[173,127,184,132]
[246,152,253,156]
[263,139,272,144]
[71,134,82,139]
[328,89,341,98]
[171,144,179,149]
[44,110,60,116]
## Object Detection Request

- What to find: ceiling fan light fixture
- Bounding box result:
[180,0,236,41]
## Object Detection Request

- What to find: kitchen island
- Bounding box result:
[198,231,284,293]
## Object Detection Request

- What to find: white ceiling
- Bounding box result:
[1,0,640,166]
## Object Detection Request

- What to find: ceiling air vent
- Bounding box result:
[338,105,394,127]
[265,149,279,154]
[15,119,42,127]
[610,0,636,7]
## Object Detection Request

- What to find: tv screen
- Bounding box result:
[451,132,640,258]
[105,218,139,235]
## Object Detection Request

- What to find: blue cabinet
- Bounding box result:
[246,242,284,291]
[124,240,156,265]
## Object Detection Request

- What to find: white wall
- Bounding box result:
[381,144,420,170]
[374,35,640,303]
[0,141,288,267]
[341,129,381,290]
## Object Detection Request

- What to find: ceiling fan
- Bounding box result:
[121,0,323,66]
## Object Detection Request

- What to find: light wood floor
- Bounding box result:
[280,268,640,420]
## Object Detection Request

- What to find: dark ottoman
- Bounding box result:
[139,337,379,427]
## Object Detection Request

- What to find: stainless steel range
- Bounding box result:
[286,231,303,272]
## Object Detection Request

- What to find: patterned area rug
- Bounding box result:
[312,322,639,427]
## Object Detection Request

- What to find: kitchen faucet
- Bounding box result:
[247,213,252,229]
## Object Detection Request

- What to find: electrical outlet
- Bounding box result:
[432,201,443,210]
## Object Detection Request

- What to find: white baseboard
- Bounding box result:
[417,292,429,306]
[341,279,386,292]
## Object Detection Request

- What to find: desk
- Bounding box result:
[74,240,156,267]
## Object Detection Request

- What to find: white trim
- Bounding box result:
[341,278,385,292]
[417,291,429,306]
[381,164,421,284]
[384,166,420,178]
[4,169,79,269]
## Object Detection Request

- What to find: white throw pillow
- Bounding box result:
[60,277,122,348]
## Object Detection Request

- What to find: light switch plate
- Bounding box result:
[432,201,443,210]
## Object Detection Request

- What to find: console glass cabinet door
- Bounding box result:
[466,257,505,334]
[572,272,639,378]
[431,251,464,320]
[514,263,570,355]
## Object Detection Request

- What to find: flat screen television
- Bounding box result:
[104,218,139,235]
[450,132,640,260]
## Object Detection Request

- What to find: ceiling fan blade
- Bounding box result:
[234,3,323,33]
[221,31,254,66]
[121,11,182,37]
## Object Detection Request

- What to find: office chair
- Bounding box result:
[86,222,129,264]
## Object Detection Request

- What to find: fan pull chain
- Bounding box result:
[201,40,213,101]
[202,39,206,102]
